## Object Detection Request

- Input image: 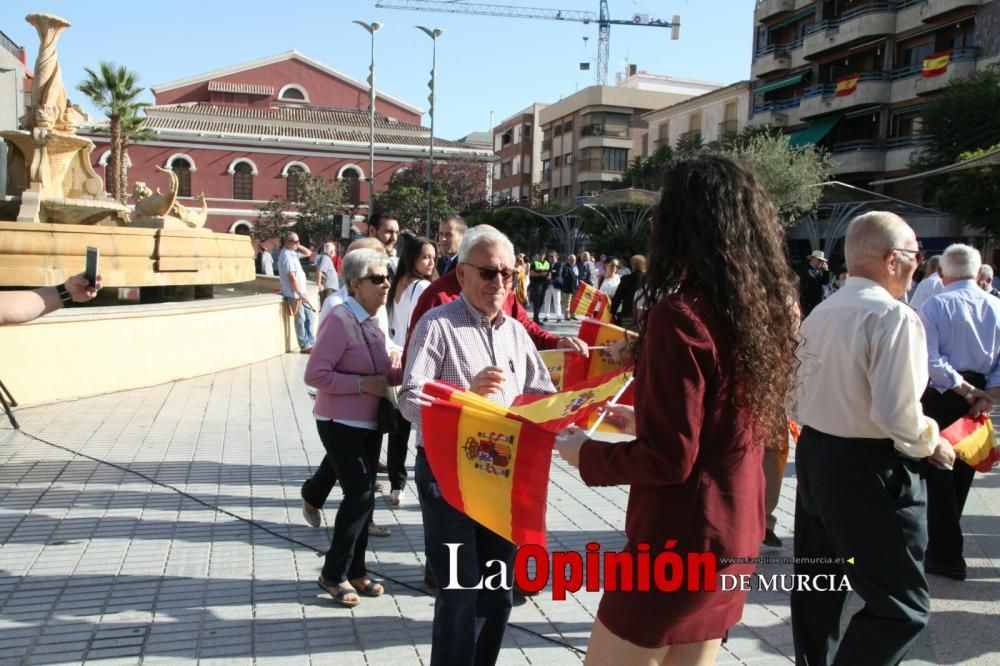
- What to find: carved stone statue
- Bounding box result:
[131,167,209,229]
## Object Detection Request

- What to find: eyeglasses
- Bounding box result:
[463,263,514,283]
[890,248,925,263]
[359,274,389,285]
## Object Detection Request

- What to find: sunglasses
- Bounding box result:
[890,248,925,263]
[463,263,514,283]
[359,273,389,285]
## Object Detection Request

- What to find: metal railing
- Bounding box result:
[886,136,927,149]
[804,2,895,35]
[754,37,804,59]
[752,97,801,115]
[831,139,883,153]
[890,47,979,80]
[803,71,891,98]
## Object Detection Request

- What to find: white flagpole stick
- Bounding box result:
[538,345,612,354]
[585,375,635,437]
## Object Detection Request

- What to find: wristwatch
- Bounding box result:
[961,383,976,400]
[55,283,73,306]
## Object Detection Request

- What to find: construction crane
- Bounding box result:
[372,1,680,86]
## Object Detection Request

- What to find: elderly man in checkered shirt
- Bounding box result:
[399,226,555,666]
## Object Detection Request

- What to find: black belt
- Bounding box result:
[801,426,894,450]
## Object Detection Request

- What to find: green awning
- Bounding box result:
[768,8,815,31]
[755,73,805,96]
[788,115,842,148]
[890,104,929,117]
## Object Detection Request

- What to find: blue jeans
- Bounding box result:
[415,454,514,666]
[288,298,316,349]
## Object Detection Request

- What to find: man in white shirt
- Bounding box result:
[790,211,955,666]
[909,254,943,310]
[260,241,275,276]
[278,232,315,353]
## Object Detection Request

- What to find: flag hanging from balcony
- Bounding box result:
[922,50,952,77]
[940,413,1000,473]
[835,74,860,97]
[570,281,613,322]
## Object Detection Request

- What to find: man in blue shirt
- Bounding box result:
[918,243,1000,580]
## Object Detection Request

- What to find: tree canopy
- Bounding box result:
[253,172,349,246]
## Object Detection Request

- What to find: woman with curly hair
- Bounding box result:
[556,154,799,664]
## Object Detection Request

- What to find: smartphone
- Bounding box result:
[85,246,100,289]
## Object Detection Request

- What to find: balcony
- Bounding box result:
[915,49,978,95]
[749,98,802,127]
[799,72,891,119]
[755,0,795,21]
[831,140,886,173]
[921,0,987,23]
[803,3,896,59]
[884,136,926,171]
[752,38,806,77]
[895,0,927,32]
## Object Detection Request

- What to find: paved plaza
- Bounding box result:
[1,326,999,664]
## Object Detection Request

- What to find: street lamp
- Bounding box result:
[416,25,443,238]
[353,20,382,218]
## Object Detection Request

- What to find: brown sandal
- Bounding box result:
[351,578,384,597]
[318,576,360,607]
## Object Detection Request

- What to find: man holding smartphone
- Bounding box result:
[278,232,316,353]
[0,273,102,325]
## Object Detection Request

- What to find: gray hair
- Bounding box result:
[940,243,981,280]
[341,248,389,291]
[322,242,336,256]
[457,226,515,263]
[844,211,911,273]
[979,264,994,282]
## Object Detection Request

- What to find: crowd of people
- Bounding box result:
[4,152,997,665]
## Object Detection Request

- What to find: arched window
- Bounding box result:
[233,162,254,200]
[170,157,193,197]
[230,220,253,235]
[286,164,305,202]
[278,84,309,102]
[341,167,362,205]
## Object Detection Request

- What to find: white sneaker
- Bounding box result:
[389,489,405,507]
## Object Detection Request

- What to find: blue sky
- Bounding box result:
[3,0,754,139]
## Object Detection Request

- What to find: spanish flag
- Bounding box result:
[570,282,613,323]
[510,366,633,431]
[922,50,952,78]
[539,348,589,391]
[577,318,638,382]
[835,74,860,97]
[421,399,555,546]
[941,414,1000,473]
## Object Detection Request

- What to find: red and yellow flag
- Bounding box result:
[577,318,638,383]
[570,282,613,323]
[835,74,860,97]
[941,414,1000,472]
[922,50,952,78]
[421,400,554,546]
[511,366,633,431]
[539,349,589,391]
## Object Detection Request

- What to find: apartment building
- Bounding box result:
[538,76,719,206]
[491,103,547,205]
[642,81,752,157]
[0,29,30,198]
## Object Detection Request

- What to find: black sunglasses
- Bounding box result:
[463,263,514,282]
[890,248,925,263]
[359,273,389,285]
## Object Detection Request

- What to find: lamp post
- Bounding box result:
[416,25,443,238]
[353,20,382,218]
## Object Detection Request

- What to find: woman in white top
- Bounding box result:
[385,235,437,505]
[600,258,622,299]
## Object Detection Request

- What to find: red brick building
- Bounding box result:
[84,50,491,234]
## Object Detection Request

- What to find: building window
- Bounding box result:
[286,164,305,202]
[564,153,573,166]
[553,156,562,168]
[233,162,254,200]
[170,157,192,197]
[563,120,573,133]
[603,148,628,173]
[278,84,309,102]
[342,167,362,204]
[523,125,532,141]
[688,112,702,137]
[554,124,563,137]
[656,121,670,148]
[542,159,551,174]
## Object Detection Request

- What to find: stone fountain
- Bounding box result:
[0,13,253,290]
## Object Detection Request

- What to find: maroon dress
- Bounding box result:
[579,293,765,648]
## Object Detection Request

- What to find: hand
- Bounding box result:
[389,351,402,368]
[607,339,633,365]
[968,396,993,419]
[928,439,957,471]
[600,404,636,435]
[554,425,588,469]
[65,273,102,302]
[470,366,505,397]
[362,375,388,397]
[557,336,589,357]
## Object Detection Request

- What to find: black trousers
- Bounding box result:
[302,424,382,510]
[792,427,929,666]
[919,371,984,572]
[387,409,411,491]
[317,420,381,583]
[415,455,514,666]
[529,281,547,322]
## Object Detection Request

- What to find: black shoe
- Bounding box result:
[925,560,966,580]
[762,529,782,548]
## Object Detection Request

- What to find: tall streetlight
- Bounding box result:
[416,25,443,238]
[353,20,382,218]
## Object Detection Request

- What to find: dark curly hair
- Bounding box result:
[636,154,799,446]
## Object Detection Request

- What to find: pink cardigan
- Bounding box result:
[304,302,403,422]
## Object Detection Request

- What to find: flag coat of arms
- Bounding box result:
[577,318,637,382]
[835,74,860,97]
[922,50,952,77]
[570,282,613,323]
[941,414,1000,472]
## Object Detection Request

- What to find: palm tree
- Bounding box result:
[76,62,147,203]
[116,108,155,201]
